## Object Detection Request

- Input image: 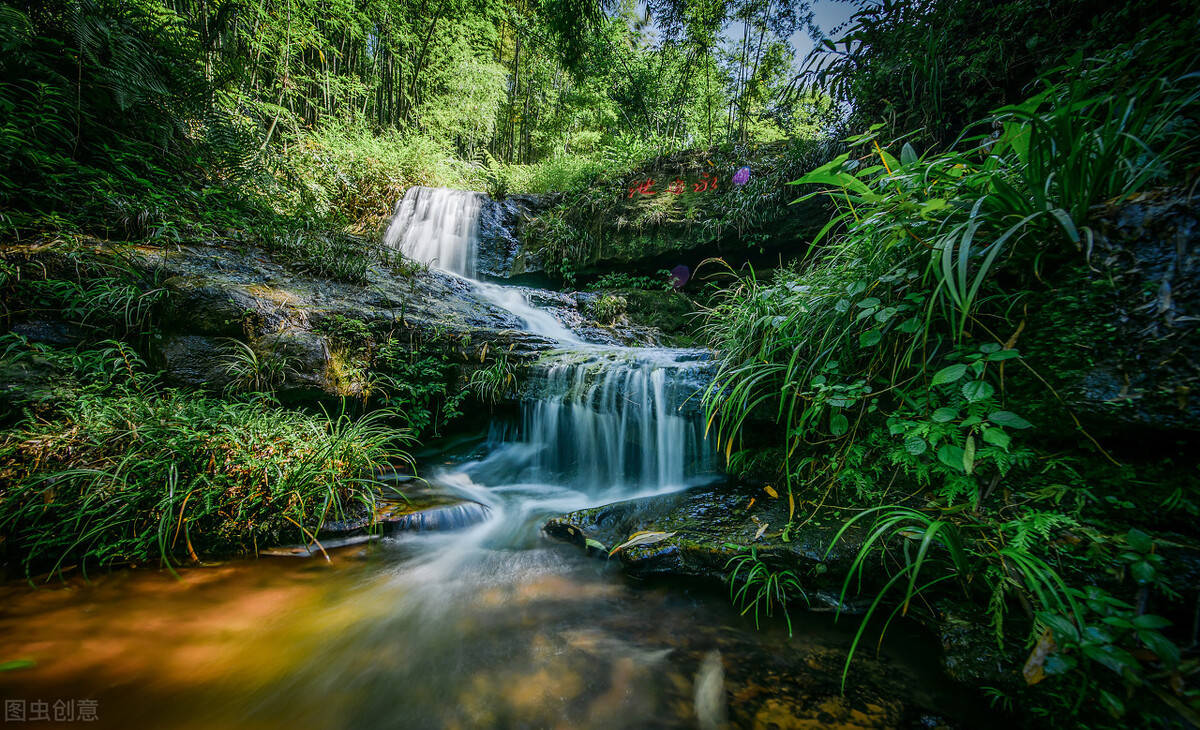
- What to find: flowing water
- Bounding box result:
[0,187,977,729]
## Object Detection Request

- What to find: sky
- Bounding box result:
[786,0,858,61]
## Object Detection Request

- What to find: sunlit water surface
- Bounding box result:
[0,479,972,730]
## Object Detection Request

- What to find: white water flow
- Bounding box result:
[384,185,582,343]
[377,185,717,676]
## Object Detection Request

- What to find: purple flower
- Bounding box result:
[733,166,751,186]
[670,265,690,288]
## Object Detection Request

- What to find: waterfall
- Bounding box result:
[384,186,485,278]
[519,348,715,493]
[383,185,716,506]
[384,186,582,344]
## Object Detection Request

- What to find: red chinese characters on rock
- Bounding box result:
[626,171,722,197]
[627,178,656,197]
[693,172,718,192]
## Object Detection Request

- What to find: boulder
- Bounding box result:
[543,481,873,606]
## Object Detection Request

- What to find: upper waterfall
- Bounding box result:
[383,185,582,344]
[384,186,487,278]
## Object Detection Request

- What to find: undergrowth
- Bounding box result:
[704,44,1200,728]
[0,334,414,578]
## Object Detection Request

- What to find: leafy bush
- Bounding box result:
[588,294,628,324]
[586,270,674,291]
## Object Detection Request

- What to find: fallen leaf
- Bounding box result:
[585,538,607,552]
[754,522,769,541]
[763,485,779,498]
[609,530,677,557]
[1022,629,1056,685]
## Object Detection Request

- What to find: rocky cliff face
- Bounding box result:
[475,193,554,280]
[1072,189,1200,436]
[473,141,834,284]
[1,239,662,408]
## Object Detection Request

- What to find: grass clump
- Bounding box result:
[0,336,413,578]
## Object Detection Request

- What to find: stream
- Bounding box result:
[0,187,978,729]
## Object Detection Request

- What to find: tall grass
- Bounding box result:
[0,337,414,578]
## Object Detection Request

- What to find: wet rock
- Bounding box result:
[4,239,673,403]
[934,602,1012,688]
[477,193,554,279]
[1073,189,1200,434]
[320,479,490,538]
[159,334,235,391]
[9,319,88,347]
[543,482,873,600]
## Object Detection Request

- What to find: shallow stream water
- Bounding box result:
[0,513,970,730]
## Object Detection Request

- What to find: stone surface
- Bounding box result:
[544,481,874,604]
[2,239,666,403]
[1074,189,1200,434]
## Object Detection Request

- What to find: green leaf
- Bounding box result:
[989,411,1032,429]
[859,329,881,347]
[904,437,927,456]
[987,349,1020,361]
[830,413,849,436]
[932,407,957,423]
[856,297,880,308]
[1126,528,1153,553]
[963,435,976,474]
[1131,614,1171,630]
[1081,643,1139,677]
[1130,560,1156,584]
[982,427,1011,449]
[961,380,995,402]
[897,316,921,333]
[1138,630,1180,669]
[900,142,918,166]
[931,364,967,386]
[937,444,966,472]
[0,659,35,672]
[1039,613,1080,642]
[585,538,607,551]
[1098,689,1125,718]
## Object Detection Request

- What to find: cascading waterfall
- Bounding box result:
[520,348,715,493]
[383,186,485,278]
[383,184,716,514]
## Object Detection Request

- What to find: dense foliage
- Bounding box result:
[0,0,827,242]
[703,20,1200,729]
[0,335,413,576]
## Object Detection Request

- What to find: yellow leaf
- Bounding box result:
[763,485,778,499]
[609,531,677,556]
[788,490,795,520]
[1022,629,1056,685]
